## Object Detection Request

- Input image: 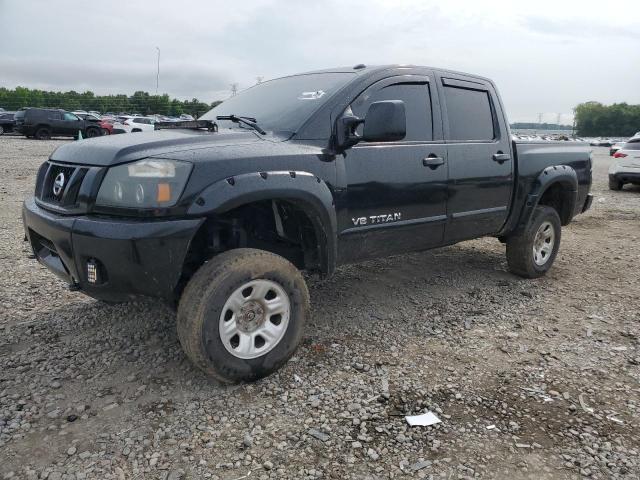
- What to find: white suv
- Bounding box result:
[609,137,640,190]
[125,117,156,132]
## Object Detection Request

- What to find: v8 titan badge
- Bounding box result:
[352,212,402,226]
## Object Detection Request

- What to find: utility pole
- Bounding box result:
[230,83,238,96]
[156,47,160,95]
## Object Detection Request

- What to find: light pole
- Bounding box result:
[156,47,160,95]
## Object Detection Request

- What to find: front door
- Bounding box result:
[61,112,83,136]
[437,76,513,242]
[337,75,448,263]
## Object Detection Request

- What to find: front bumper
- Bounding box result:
[22,197,203,302]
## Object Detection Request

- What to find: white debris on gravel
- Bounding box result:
[1,137,639,479]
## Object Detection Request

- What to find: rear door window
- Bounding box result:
[351,83,433,142]
[443,85,495,141]
[49,111,63,121]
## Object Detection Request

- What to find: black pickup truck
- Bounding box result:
[23,65,593,382]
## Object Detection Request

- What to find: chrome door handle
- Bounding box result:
[492,153,511,163]
[423,156,445,169]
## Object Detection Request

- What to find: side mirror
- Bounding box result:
[362,100,406,142]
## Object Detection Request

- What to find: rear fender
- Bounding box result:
[188,170,337,275]
[514,165,578,234]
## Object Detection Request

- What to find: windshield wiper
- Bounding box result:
[216,115,266,135]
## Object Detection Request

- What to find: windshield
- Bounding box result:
[200,72,354,135]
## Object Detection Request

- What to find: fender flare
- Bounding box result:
[188,170,337,275]
[515,165,578,233]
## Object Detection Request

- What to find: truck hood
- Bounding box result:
[50,129,264,166]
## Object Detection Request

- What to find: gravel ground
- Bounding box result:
[1,135,639,480]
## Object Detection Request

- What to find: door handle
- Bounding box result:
[423,156,445,169]
[492,153,511,163]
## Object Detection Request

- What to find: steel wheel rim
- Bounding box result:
[533,221,555,266]
[219,279,290,359]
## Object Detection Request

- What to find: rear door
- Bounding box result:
[437,75,513,242]
[47,111,65,134]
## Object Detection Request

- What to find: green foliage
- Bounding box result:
[574,102,640,137]
[0,87,221,118]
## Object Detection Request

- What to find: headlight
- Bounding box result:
[96,159,192,208]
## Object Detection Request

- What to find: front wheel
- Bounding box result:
[86,128,100,138]
[177,248,309,383]
[506,205,561,278]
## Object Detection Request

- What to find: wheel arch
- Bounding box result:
[515,165,578,233]
[185,170,337,277]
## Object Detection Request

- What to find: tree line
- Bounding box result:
[2,87,639,136]
[574,102,640,137]
[0,87,222,117]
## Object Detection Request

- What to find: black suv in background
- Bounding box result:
[14,108,103,140]
[0,112,16,135]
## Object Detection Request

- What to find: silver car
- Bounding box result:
[609,137,640,190]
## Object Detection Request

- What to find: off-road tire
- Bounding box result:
[609,177,623,191]
[177,248,310,383]
[506,205,561,278]
[35,127,51,140]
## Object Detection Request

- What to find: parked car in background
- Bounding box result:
[14,108,103,140]
[111,116,134,134]
[610,137,640,190]
[610,141,626,156]
[74,112,102,122]
[0,111,16,135]
[590,138,614,147]
[98,117,115,135]
[127,116,156,132]
[112,116,157,134]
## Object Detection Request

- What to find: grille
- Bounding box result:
[38,162,88,208]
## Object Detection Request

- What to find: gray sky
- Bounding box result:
[1,0,638,123]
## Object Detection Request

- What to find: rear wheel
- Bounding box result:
[177,248,309,383]
[609,177,623,191]
[506,205,561,278]
[35,127,51,140]
[86,128,100,138]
